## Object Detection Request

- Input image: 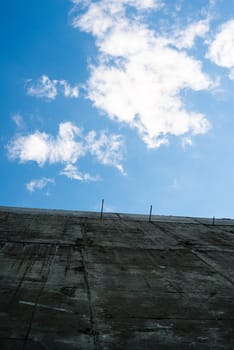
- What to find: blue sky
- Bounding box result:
[1,0,234,217]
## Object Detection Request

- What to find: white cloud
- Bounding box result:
[26,75,79,100]
[26,177,54,192]
[7,122,84,166]
[7,121,125,175]
[72,0,162,35]
[60,164,100,181]
[72,0,213,148]
[9,131,51,165]
[207,19,234,78]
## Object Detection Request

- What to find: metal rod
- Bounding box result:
[100,199,104,220]
[212,216,215,225]
[149,205,152,222]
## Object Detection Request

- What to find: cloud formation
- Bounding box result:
[26,177,54,192]
[26,75,79,100]
[72,0,213,148]
[207,19,234,79]
[7,122,125,179]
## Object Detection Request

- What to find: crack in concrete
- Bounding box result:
[65,246,72,276]
[19,300,72,313]
[191,250,234,286]
[21,244,58,350]
[80,248,99,350]
[81,221,99,350]
[9,245,41,304]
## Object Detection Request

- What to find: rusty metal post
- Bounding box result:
[100,199,104,220]
[149,205,152,222]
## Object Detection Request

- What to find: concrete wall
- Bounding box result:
[0,206,233,349]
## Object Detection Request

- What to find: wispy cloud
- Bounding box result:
[169,178,179,191]
[59,80,79,98]
[7,121,125,177]
[181,136,193,149]
[170,19,209,49]
[207,19,234,79]
[229,69,234,81]
[71,0,214,149]
[86,131,126,174]
[26,75,79,100]
[12,113,24,128]
[60,164,100,181]
[26,177,54,192]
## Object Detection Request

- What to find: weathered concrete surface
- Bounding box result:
[0,206,234,349]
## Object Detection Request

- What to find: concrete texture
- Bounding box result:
[0,206,233,349]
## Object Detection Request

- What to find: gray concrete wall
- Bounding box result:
[0,206,233,349]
